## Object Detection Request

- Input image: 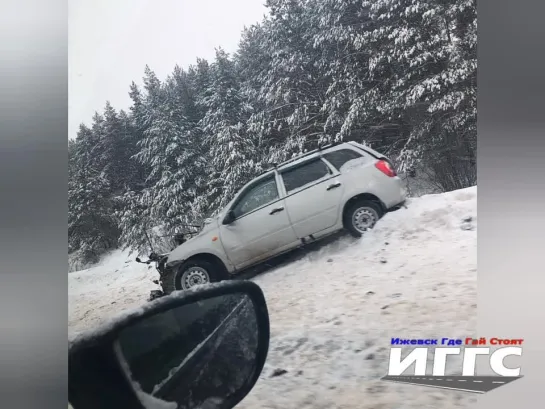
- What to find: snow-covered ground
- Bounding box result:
[69,249,159,335]
[69,186,477,409]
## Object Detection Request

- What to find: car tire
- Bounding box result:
[161,259,227,295]
[344,200,383,238]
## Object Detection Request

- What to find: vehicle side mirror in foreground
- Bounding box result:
[222,210,236,225]
[69,281,270,409]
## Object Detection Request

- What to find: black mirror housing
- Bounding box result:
[69,281,270,409]
[222,210,236,225]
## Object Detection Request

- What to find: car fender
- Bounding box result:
[166,228,234,273]
[339,174,388,213]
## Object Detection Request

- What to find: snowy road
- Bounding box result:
[69,187,477,409]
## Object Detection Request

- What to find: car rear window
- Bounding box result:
[281,159,331,193]
[323,149,364,170]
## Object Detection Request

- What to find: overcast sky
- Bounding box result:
[69,0,268,139]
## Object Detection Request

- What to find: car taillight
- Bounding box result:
[375,159,397,177]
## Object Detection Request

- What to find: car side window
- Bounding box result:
[281,159,331,194]
[322,149,364,171]
[232,176,279,218]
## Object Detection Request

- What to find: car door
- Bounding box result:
[218,173,299,270]
[280,157,345,239]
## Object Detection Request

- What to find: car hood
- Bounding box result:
[200,217,220,234]
[166,217,221,263]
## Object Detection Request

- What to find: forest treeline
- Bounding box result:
[69,0,476,266]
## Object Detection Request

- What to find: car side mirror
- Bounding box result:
[69,281,270,409]
[222,210,236,225]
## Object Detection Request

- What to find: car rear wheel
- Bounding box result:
[344,200,383,238]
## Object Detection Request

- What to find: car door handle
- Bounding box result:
[269,207,284,215]
[327,182,342,190]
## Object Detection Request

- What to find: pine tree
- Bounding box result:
[237,22,285,168]
[68,125,120,263]
[147,64,209,229]
[198,48,260,211]
[69,0,477,258]
[99,102,126,194]
[361,0,476,189]
[307,0,389,146]
[260,0,329,160]
[118,66,174,250]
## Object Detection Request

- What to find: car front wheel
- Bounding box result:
[161,259,226,294]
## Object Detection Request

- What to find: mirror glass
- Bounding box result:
[115,293,260,409]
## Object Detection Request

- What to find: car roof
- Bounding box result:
[247,142,361,181]
[222,141,377,212]
[275,141,357,171]
[227,144,342,200]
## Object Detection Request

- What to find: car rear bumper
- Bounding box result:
[387,199,406,211]
[379,177,407,209]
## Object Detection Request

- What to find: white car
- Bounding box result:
[161,141,406,292]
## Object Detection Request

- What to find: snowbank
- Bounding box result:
[68,250,159,336]
[239,186,477,409]
[69,186,477,408]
